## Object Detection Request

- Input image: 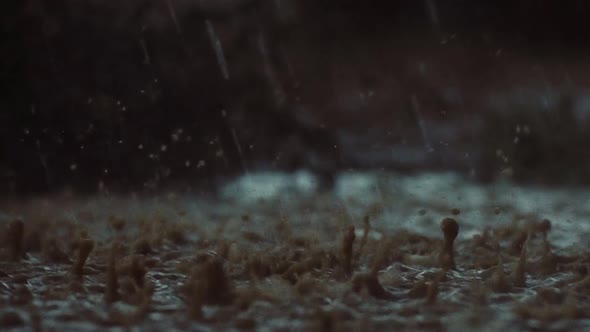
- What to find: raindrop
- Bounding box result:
[523,125,531,135]
[256,32,285,105]
[205,20,230,80]
[165,0,182,35]
[161,145,167,152]
[197,160,206,168]
[410,95,434,152]
[70,164,78,171]
[231,128,248,173]
[138,144,144,150]
[139,38,151,65]
[425,0,440,34]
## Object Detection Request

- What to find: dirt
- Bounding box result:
[0,171,590,331]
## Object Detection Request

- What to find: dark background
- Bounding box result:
[3,0,590,195]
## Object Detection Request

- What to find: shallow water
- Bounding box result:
[1,171,589,331]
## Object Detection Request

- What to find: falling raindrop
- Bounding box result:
[205,20,230,80]
[231,128,248,174]
[410,95,434,152]
[165,0,182,35]
[35,140,50,188]
[425,0,440,35]
[139,37,151,65]
[256,31,285,106]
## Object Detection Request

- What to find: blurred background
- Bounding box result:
[3,0,590,195]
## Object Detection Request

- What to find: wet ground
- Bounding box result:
[1,171,590,331]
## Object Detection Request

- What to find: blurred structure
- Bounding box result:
[3,0,590,195]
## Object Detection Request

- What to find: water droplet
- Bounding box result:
[205,20,230,80]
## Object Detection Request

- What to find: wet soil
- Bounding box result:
[1,172,589,331]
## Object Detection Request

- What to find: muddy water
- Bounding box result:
[1,172,590,331]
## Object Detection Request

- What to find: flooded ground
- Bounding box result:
[1,171,590,331]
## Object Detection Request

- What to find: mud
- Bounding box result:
[1,172,589,331]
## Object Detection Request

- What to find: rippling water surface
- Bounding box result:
[1,171,589,331]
